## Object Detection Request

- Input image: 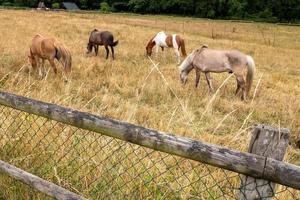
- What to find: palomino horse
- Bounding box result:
[179,45,255,100]
[146,31,187,64]
[87,29,119,60]
[28,34,72,82]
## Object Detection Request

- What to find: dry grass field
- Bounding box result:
[0,9,300,199]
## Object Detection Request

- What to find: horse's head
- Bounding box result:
[146,37,156,56]
[180,71,188,85]
[86,42,93,54]
[145,43,154,56]
[179,52,195,85]
[28,55,37,69]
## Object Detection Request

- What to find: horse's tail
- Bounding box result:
[111,40,119,47]
[180,38,187,57]
[54,42,72,78]
[246,55,255,96]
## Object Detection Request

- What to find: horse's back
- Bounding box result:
[90,30,114,45]
[101,31,113,40]
[31,34,43,46]
[199,49,246,64]
[30,35,44,55]
[154,32,168,47]
[225,50,247,66]
[41,38,56,53]
[197,49,226,63]
[193,49,231,72]
[30,35,56,58]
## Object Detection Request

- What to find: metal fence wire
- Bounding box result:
[0,104,299,200]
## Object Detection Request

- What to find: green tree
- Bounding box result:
[100,1,111,12]
[227,0,246,18]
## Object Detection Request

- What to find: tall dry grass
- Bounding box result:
[0,9,299,199]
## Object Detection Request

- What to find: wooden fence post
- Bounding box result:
[238,124,290,200]
[0,160,86,200]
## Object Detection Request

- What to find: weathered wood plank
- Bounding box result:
[238,125,290,199]
[0,91,300,190]
[0,160,86,200]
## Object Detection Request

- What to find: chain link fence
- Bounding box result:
[0,100,299,199]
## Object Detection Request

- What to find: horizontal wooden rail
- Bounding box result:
[0,91,299,190]
[0,160,86,200]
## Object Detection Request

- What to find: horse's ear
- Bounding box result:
[201,44,208,49]
[195,44,208,54]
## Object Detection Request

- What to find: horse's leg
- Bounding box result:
[105,45,109,59]
[95,45,99,56]
[110,46,114,60]
[236,75,246,100]
[205,72,214,92]
[195,68,201,88]
[49,59,58,75]
[41,59,46,77]
[174,48,180,64]
[36,57,43,78]
[155,45,159,59]
[235,77,242,95]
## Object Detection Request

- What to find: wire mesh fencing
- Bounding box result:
[0,104,299,200]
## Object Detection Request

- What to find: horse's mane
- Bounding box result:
[179,45,208,71]
[146,35,156,49]
[179,51,195,71]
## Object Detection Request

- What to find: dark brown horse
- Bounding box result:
[86,29,118,60]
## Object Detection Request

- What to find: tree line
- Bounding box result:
[1,0,299,22]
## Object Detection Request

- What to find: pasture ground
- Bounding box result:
[0,9,299,199]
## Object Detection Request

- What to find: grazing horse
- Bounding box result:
[179,45,255,100]
[86,29,119,60]
[146,31,187,64]
[28,34,72,82]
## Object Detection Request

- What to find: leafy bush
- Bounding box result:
[52,2,59,9]
[100,2,111,12]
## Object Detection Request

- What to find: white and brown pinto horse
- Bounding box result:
[179,45,255,100]
[28,34,72,82]
[146,31,187,64]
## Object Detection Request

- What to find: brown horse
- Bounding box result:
[179,45,255,100]
[146,31,187,64]
[86,29,118,60]
[28,34,72,82]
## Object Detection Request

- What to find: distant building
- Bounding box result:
[61,2,80,11]
[37,1,45,9]
[37,1,49,10]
